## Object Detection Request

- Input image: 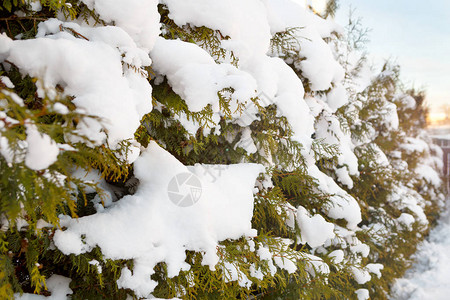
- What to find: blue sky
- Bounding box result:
[334,0,450,115]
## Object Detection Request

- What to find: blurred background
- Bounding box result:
[305,0,450,129]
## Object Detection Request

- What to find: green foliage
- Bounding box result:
[342,62,444,298]
[0,58,131,297]
[1,0,24,12]
[324,0,340,18]
[159,4,238,66]
[0,1,444,299]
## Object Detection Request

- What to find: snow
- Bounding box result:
[380,102,399,131]
[335,166,354,188]
[265,0,344,91]
[0,33,12,61]
[3,20,153,149]
[397,213,416,230]
[221,262,252,287]
[392,208,450,300]
[312,111,359,176]
[401,137,430,154]
[296,206,335,248]
[350,243,370,258]
[350,266,371,284]
[150,37,257,135]
[388,186,428,225]
[15,274,72,299]
[415,164,442,187]
[305,164,362,230]
[151,38,256,113]
[53,141,264,297]
[80,0,160,50]
[28,0,42,12]
[328,249,344,264]
[1,0,444,298]
[395,94,416,110]
[0,136,16,165]
[0,76,14,88]
[159,0,326,145]
[162,0,271,63]
[355,288,370,300]
[366,263,384,279]
[235,127,257,154]
[25,125,59,170]
[273,254,297,274]
[52,103,69,114]
[326,84,348,112]
[303,252,330,276]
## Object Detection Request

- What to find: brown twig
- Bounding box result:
[58,24,89,41]
[0,15,47,21]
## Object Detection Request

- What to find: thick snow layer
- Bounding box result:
[159,0,323,145]
[308,165,362,229]
[53,142,264,297]
[296,206,335,248]
[251,56,314,144]
[0,33,12,61]
[265,0,344,91]
[3,21,153,149]
[80,0,160,50]
[3,0,443,298]
[392,208,450,300]
[150,37,258,135]
[326,84,348,112]
[151,38,257,113]
[162,0,271,63]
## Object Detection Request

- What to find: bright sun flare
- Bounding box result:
[309,0,327,14]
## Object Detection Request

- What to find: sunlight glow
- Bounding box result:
[309,0,328,14]
[428,112,448,126]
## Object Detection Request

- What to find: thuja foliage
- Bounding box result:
[335,59,445,298]
[0,69,132,297]
[0,1,444,300]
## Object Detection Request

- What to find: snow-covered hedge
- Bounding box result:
[0,0,444,299]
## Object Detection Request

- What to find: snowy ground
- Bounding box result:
[391,197,450,299]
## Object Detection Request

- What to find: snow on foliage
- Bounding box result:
[391,209,450,300]
[15,275,73,300]
[3,20,154,148]
[0,0,445,299]
[54,142,263,297]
